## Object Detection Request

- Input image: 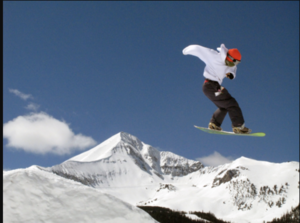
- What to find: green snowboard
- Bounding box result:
[194,125,265,137]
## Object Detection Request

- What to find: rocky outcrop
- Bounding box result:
[160,152,203,177]
[212,169,240,187]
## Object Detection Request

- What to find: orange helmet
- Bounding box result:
[226,49,242,63]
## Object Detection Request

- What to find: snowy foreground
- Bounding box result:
[3,166,158,223]
[3,132,299,223]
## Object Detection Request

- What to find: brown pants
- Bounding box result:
[202,80,245,127]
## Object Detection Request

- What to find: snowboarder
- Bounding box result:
[183,43,251,134]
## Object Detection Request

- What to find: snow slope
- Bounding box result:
[141,157,299,223]
[3,166,158,223]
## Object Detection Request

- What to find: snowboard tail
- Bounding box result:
[194,125,265,137]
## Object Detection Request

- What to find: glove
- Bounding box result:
[226,73,234,80]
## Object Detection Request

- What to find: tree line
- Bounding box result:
[138,206,231,223]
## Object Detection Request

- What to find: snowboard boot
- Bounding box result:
[208,122,222,131]
[232,123,251,134]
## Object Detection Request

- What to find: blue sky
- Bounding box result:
[3,1,299,170]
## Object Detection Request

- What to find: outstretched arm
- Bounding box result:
[182,45,213,64]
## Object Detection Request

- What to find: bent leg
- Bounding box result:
[202,82,245,127]
[210,108,227,127]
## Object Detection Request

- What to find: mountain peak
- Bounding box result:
[67,132,143,162]
[230,156,275,168]
[119,132,143,151]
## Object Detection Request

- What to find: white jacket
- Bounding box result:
[182,44,237,85]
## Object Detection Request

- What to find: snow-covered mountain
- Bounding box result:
[4,132,299,223]
[44,132,203,205]
[140,157,299,223]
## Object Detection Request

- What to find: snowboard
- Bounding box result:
[194,125,265,137]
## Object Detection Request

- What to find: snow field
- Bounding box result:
[3,166,158,223]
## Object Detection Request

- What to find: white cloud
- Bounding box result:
[25,103,40,111]
[3,112,97,155]
[196,151,235,166]
[9,89,33,100]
